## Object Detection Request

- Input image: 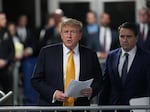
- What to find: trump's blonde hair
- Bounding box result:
[61,18,83,32]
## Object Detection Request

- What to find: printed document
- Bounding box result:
[65,78,93,98]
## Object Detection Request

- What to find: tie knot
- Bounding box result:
[69,50,74,55]
[124,53,129,57]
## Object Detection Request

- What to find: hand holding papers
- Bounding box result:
[65,78,93,98]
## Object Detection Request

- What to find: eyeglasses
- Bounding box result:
[62,30,80,36]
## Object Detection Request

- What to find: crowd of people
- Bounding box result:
[0,6,150,110]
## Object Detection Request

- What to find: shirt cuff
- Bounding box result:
[97,52,101,57]
[52,90,57,103]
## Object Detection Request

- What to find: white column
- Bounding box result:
[0,0,3,11]
[47,0,58,14]
[35,0,41,28]
[135,0,146,22]
[96,0,104,18]
[90,0,103,21]
[136,0,146,10]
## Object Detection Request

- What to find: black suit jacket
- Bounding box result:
[31,43,102,106]
[99,46,150,105]
[0,28,14,68]
[17,27,38,57]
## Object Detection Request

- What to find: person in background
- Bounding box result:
[37,14,55,52]
[8,22,24,60]
[81,11,99,51]
[0,12,15,93]
[137,7,150,51]
[37,14,62,52]
[97,12,119,59]
[7,22,24,105]
[82,12,119,59]
[16,14,39,105]
[99,22,150,112]
[53,8,64,25]
[31,18,102,108]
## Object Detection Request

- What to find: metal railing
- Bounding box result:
[0,105,150,112]
[0,91,13,105]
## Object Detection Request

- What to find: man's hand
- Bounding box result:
[23,47,33,57]
[0,59,7,69]
[97,52,107,59]
[80,87,93,97]
[55,90,68,102]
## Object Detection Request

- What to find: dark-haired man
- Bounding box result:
[99,22,150,111]
[137,7,150,51]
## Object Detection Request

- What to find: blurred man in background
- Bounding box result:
[137,7,150,51]
[0,12,15,93]
[82,12,119,59]
[97,12,119,59]
[81,11,99,51]
[17,14,39,105]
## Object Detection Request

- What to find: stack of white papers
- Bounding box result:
[65,78,93,98]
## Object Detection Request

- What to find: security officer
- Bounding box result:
[0,12,14,93]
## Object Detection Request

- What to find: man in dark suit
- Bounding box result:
[82,12,119,59]
[81,11,99,50]
[137,7,150,51]
[37,14,62,52]
[17,14,39,105]
[31,18,102,107]
[99,22,150,111]
[0,12,15,93]
[96,12,119,59]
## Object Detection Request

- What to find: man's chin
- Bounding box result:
[65,44,73,49]
[122,47,131,52]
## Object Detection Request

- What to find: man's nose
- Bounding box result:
[123,37,128,41]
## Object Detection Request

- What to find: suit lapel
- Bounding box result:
[115,49,122,81]
[145,25,150,42]
[57,45,64,91]
[79,46,85,81]
[125,47,141,83]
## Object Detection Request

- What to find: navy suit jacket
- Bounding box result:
[31,43,102,106]
[99,46,150,105]
[137,24,150,51]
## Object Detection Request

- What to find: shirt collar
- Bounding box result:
[63,44,79,55]
[121,46,137,57]
[140,23,148,26]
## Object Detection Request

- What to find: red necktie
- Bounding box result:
[141,26,145,41]
[103,29,106,52]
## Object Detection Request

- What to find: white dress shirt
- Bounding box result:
[17,27,27,42]
[99,26,112,52]
[118,46,137,77]
[63,44,80,81]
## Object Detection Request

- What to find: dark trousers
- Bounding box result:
[22,57,39,105]
[0,68,12,93]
